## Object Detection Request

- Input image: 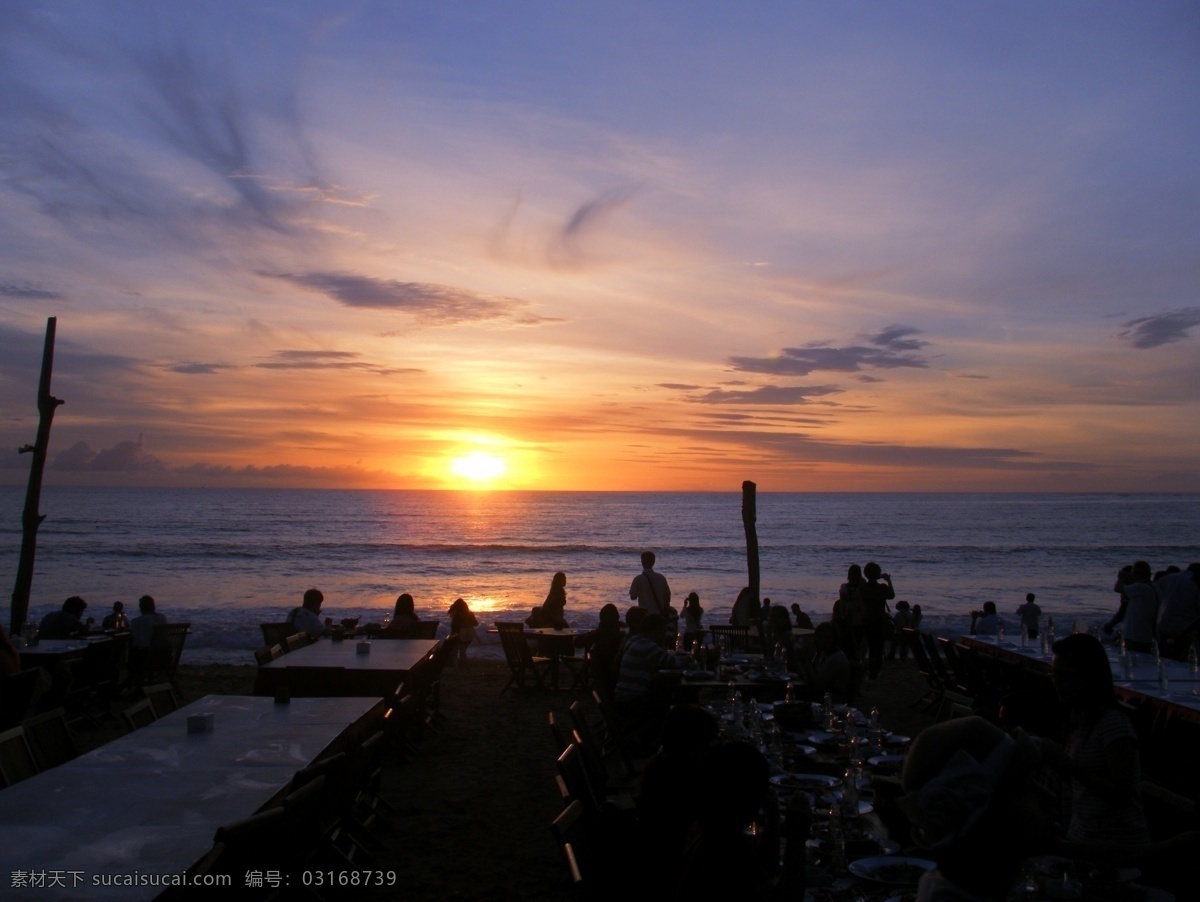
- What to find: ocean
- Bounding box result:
[2,487,1197,664]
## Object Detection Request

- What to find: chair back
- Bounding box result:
[550,800,587,886]
[254,644,284,666]
[142,682,182,717]
[0,725,40,787]
[146,623,190,687]
[20,708,78,771]
[121,698,158,731]
[709,624,754,653]
[0,668,41,731]
[283,632,311,653]
[496,622,534,666]
[260,622,294,647]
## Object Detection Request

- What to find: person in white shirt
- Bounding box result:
[630,550,671,616]
[129,595,167,650]
[287,588,329,639]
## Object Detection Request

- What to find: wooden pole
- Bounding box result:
[10,317,64,636]
[742,480,759,601]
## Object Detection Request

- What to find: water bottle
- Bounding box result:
[1122,650,1133,681]
[998,619,1005,642]
[1188,642,1198,675]
[1152,638,1161,666]
[784,681,795,704]
[1157,657,1168,693]
[1021,624,1029,648]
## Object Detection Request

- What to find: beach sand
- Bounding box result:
[72,656,935,900]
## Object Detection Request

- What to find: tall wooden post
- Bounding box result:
[10,317,64,635]
[742,480,759,601]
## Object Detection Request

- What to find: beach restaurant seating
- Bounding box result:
[0,668,41,731]
[375,620,439,640]
[121,698,158,732]
[0,725,40,788]
[19,708,78,772]
[260,622,294,647]
[708,624,756,654]
[144,623,190,695]
[496,622,555,693]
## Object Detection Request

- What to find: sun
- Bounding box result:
[449,452,507,485]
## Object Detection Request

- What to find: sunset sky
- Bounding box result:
[1,1,1197,492]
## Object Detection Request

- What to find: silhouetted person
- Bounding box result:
[1016,592,1041,639]
[287,588,329,639]
[448,597,478,669]
[102,601,129,631]
[630,550,671,617]
[540,571,569,628]
[39,596,91,640]
[859,561,894,679]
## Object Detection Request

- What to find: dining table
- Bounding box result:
[18,635,113,669]
[255,636,439,697]
[0,694,382,900]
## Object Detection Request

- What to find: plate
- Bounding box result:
[848,856,935,885]
[868,754,907,770]
[803,731,837,744]
[885,734,911,746]
[770,773,838,791]
[783,744,817,757]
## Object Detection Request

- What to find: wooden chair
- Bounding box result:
[496,622,555,693]
[121,698,158,731]
[556,743,601,817]
[0,668,41,731]
[142,682,182,718]
[907,629,949,711]
[260,622,294,647]
[588,689,637,777]
[0,726,41,787]
[376,620,439,639]
[549,711,569,754]
[550,800,587,889]
[709,624,754,654]
[20,708,78,771]
[145,623,190,695]
[283,632,311,654]
[254,644,284,666]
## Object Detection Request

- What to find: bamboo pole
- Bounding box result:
[10,317,64,636]
[742,480,759,601]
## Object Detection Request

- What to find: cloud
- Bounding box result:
[270,271,556,326]
[169,363,227,375]
[50,436,166,473]
[253,349,423,377]
[689,384,842,405]
[729,327,930,377]
[549,187,639,267]
[0,281,64,300]
[1118,308,1200,349]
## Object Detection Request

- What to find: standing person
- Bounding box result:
[1016,592,1042,640]
[539,571,569,628]
[630,550,671,617]
[287,588,330,639]
[1110,561,1157,653]
[970,601,1003,636]
[448,597,478,669]
[681,591,704,652]
[858,562,895,680]
[834,565,864,660]
[910,603,923,633]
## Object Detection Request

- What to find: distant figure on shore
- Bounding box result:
[1107,561,1157,653]
[970,601,1003,636]
[538,571,569,629]
[630,550,671,617]
[682,592,703,632]
[1155,563,1200,659]
[39,596,91,640]
[1016,592,1042,639]
[911,603,923,633]
[790,603,814,631]
[102,601,129,631]
[448,597,478,669]
[888,601,912,660]
[729,586,760,627]
[287,588,330,639]
[859,562,895,680]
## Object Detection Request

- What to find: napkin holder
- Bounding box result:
[187,712,215,734]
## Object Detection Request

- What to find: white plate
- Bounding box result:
[770,772,838,791]
[783,744,817,757]
[848,856,935,884]
[868,754,907,769]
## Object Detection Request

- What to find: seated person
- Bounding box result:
[970,601,1004,636]
[102,601,129,631]
[376,593,426,637]
[790,602,815,630]
[613,613,688,753]
[127,595,168,688]
[577,603,624,699]
[39,596,91,639]
[899,716,1057,900]
[287,588,330,639]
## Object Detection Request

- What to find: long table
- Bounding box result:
[256,637,438,697]
[961,634,1200,719]
[0,694,382,899]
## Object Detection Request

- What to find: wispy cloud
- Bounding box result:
[688,384,842,405]
[50,436,166,473]
[729,326,929,377]
[1118,308,1200,349]
[270,272,557,326]
[254,350,422,377]
[0,281,64,300]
